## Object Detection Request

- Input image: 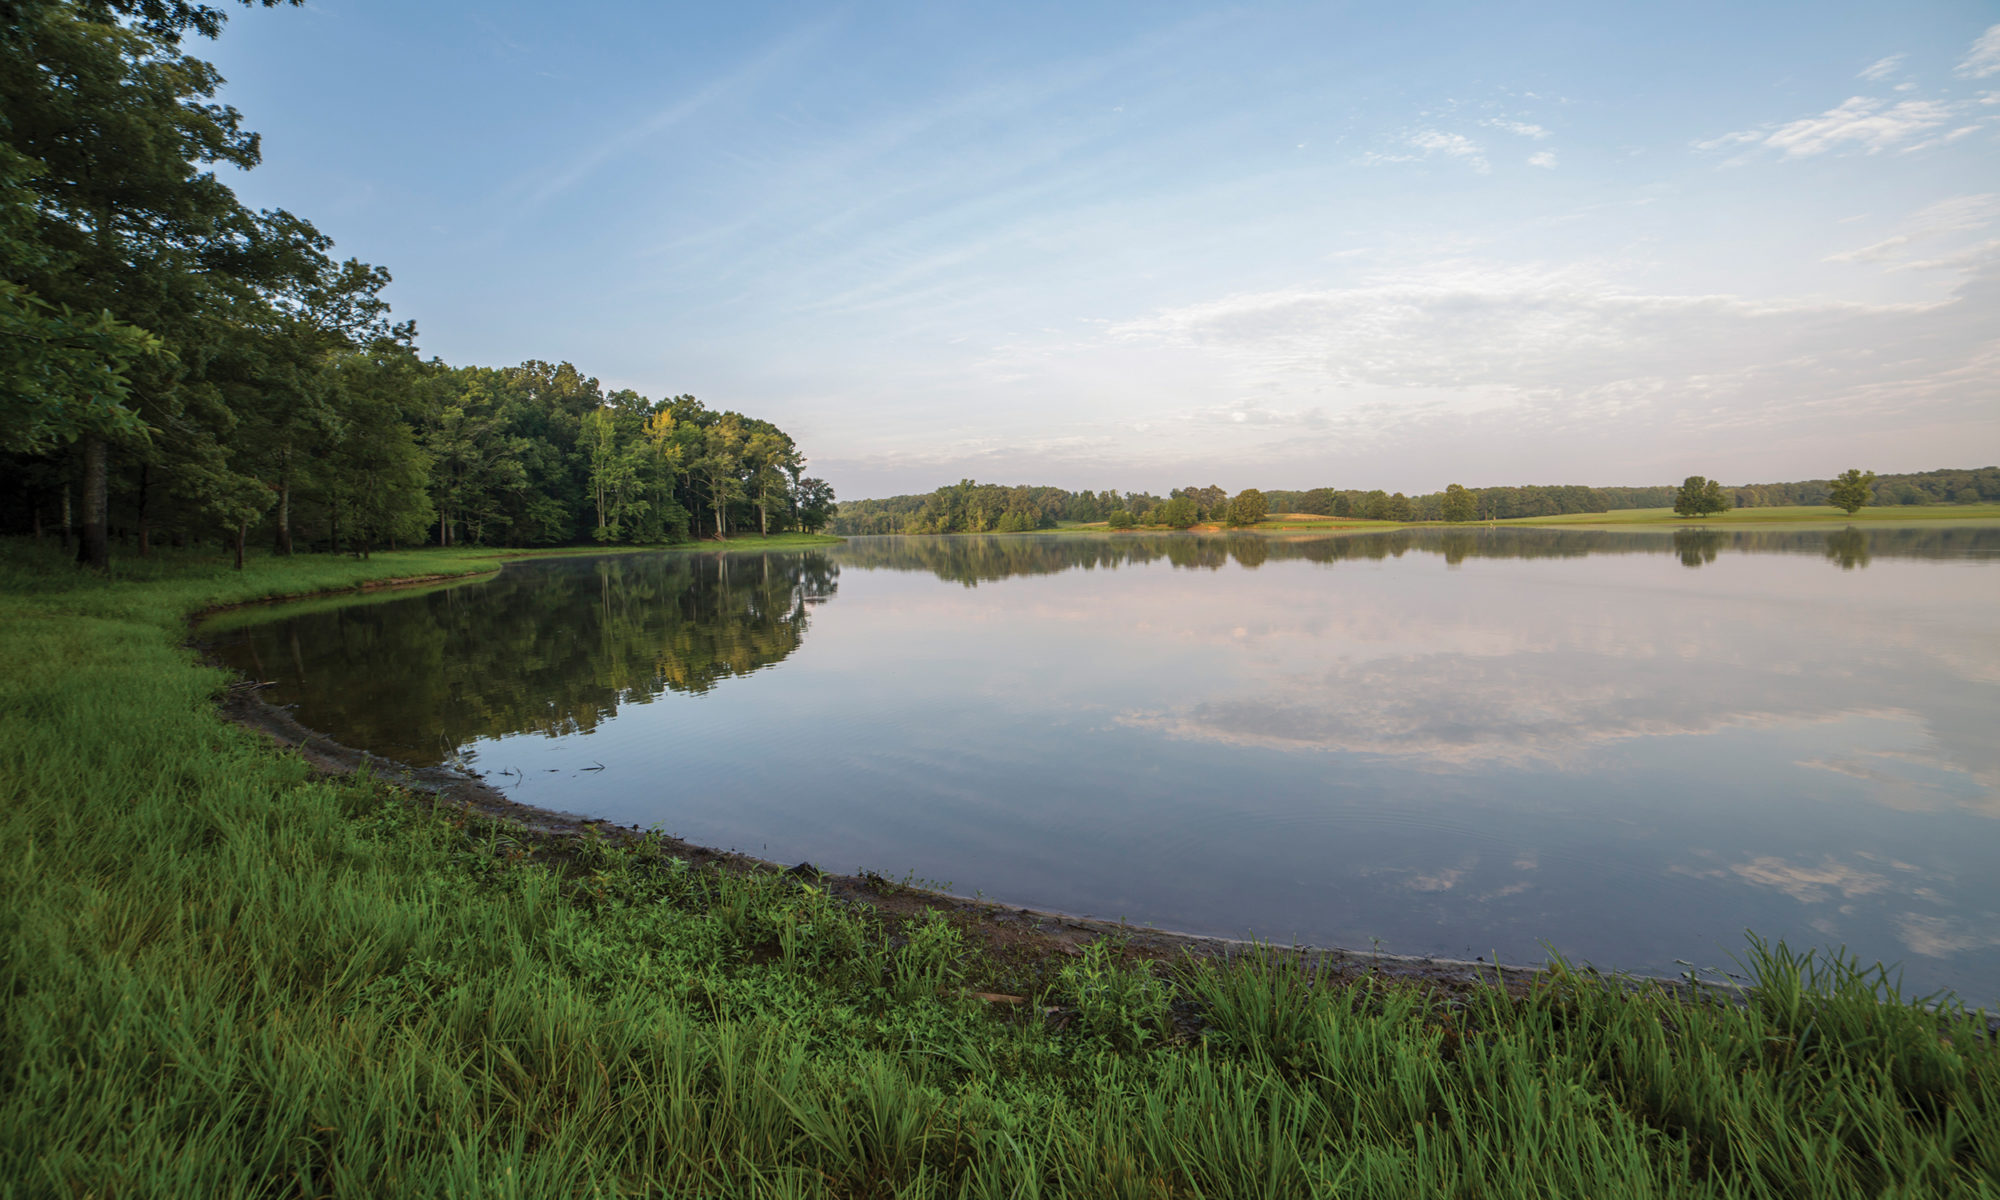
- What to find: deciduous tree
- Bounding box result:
[1828,468,1875,515]
[1673,475,1730,518]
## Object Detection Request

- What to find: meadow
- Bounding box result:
[2,537,1996,1197]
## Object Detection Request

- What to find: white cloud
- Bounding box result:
[1527,150,1557,169]
[1825,193,2000,265]
[1902,123,1989,153]
[1741,96,1955,157]
[1858,53,1905,82]
[1365,129,1490,172]
[1483,118,1552,139]
[1957,23,2000,78]
[1090,253,2000,486]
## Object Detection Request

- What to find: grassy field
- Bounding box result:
[1505,503,2000,527]
[1042,504,1999,535]
[3,536,1997,1197]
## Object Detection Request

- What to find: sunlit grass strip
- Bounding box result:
[1,536,1995,1197]
[1507,502,2000,526]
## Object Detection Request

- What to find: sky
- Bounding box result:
[204,1,2000,498]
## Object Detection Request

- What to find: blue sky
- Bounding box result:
[207,1,2000,498]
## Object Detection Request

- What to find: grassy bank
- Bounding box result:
[1506,503,2000,527]
[1039,504,1998,535]
[2,539,1996,1197]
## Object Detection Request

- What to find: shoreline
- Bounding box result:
[193,554,1674,1006]
[190,545,1998,1030]
[213,670,1563,997]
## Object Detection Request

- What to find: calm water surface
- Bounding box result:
[206,527,2000,1000]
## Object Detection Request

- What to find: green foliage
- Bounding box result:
[1106,508,1135,530]
[1440,482,1477,523]
[832,483,1152,536]
[1155,496,1199,528]
[1056,938,1174,1050]
[1829,468,1876,515]
[1225,487,1267,527]
[1674,475,1731,518]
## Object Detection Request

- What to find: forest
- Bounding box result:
[0,0,832,566]
[831,468,2000,534]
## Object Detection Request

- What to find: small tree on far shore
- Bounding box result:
[1828,468,1875,515]
[1155,496,1198,528]
[1107,508,1135,530]
[1441,483,1477,523]
[1226,488,1267,527]
[1674,475,1730,518]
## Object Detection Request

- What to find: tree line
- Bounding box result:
[0,0,832,567]
[833,466,1997,536]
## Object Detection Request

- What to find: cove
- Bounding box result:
[204,525,2000,1001]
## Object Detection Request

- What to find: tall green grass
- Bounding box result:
[2,537,1994,1197]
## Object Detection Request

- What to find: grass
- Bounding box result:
[3,535,1997,1197]
[1045,505,1999,535]
[1504,503,2000,527]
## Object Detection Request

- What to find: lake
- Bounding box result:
[205,525,2000,1001]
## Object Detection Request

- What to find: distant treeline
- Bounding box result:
[831,467,2000,534]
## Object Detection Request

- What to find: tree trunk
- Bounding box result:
[233,520,245,570]
[136,463,151,556]
[76,435,109,569]
[275,452,293,555]
[60,485,72,551]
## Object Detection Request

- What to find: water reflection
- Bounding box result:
[204,525,2000,999]
[832,524,1992,583]
[209,551,836,765]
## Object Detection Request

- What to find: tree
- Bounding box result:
[1226,488,1266,526]
[1155,496,1198,528]
[1828,468,1875,515]
[792,477,835,533]
[1441,483,1476,523]
[1106,508,1135,530]
[0,147,162,456]
[1673,475,1730,518]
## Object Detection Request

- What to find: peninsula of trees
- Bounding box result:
[0,0,832,566]
[831,467,2000,535]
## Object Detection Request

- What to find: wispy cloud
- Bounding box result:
[1363,129,1490,172]
[1527,150,1557,169]
[1858,53,1906,82]
[1482,118,1552,139]
[1824,193,2000,266]
[1702,95,1957,158]
[513,20,833,213]
[1957,23,2000,78]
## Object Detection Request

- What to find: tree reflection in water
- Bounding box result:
[210,525,1961,766]
[836,524,1964,584]
[209,550,837,765]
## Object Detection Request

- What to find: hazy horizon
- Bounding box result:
[207,2,2000,499]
